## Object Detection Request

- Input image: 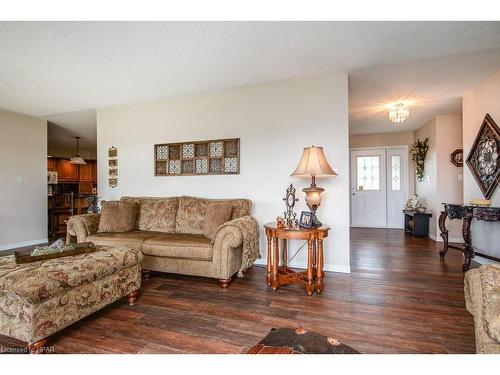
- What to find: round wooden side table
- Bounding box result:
[264,222,330,296]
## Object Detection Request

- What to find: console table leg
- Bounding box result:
[282,239,288,271]
[316,239,324,294]
[266,235,272,286]
[462,208,475,272]
[272,237,279,290]
[438,211,449,259]
[306,239,314,296]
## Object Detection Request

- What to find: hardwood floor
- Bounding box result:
[0,228,476,353]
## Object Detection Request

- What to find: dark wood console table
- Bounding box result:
[264,222,330,296]
[439,203,500,271]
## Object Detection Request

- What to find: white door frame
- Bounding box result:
[349,145,409,229]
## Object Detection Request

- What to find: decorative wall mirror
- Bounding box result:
[466,114,499,199]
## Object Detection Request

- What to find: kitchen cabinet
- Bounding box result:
[47,158,57,172]
[91,160,97,182]
[57,159,79,182]
[79,162,93,181]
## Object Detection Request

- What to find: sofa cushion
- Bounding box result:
[175,196,252,234]
[142,233,213,260]
[121,196,179,233]
[98,201,138,233]
[87,230,164,251]
[202,201,233,240]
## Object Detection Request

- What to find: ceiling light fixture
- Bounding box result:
[389,102,410,124]
[69,136,87,165]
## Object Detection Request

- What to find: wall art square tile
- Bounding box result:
[154,138,239,176]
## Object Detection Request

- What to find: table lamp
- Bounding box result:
[291,146,337,227]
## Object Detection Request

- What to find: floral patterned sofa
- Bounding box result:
[464,264,500,353]
[66,196,260,287]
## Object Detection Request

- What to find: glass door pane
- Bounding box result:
[391,155,401,191]
[356,156,380,190]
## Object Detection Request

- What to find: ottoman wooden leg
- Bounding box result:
[27,338,48,354]
[127,290,138,306]
[141,269,151,280]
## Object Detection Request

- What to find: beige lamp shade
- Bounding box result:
[291,146,337,178]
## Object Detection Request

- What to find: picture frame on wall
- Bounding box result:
[108,147,117,158]
[109,159,118,168]
[109,169,118,178]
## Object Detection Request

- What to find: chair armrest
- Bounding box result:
[66,213,101,244]
[212,215,260,278]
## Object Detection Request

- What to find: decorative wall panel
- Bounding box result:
[154,138,240,176]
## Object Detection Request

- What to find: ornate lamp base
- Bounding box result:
[310,211,322,228]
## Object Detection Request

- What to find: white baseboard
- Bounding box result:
[0,238,47,252]
[474,255,500,266]
[428,234,462,243]
[254,258,351,274]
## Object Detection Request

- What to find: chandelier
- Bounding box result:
[389,102,410,124]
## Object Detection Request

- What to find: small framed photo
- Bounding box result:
[108,147,117,158]
[109,169,118,177]
[109,178,118,188]
[109,159,118,168]
[299,211,314,228]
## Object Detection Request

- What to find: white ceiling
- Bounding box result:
[349,49,500,135]
[0,21,499,143]
[46,109,96,158]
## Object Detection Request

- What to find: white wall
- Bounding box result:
[435,114,463,241]
[463,69,500,261]
[415,118,438,237]
[0,109,47,250]
[97,72,351,273]
[349,131,414,149]
[415,115,463,241]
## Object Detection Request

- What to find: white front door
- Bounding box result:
[386,148,407,228]
[350,149,387,227]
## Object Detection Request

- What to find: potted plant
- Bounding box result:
[410,138,429,182]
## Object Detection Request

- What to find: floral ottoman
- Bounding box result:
[0,245,142,352]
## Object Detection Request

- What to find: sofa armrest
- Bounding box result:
[212,215,260,279]
[66,213,101,244]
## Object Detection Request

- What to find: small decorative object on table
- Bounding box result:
[469,198,491,207]
[451,149,463,167]
[291,146,337,227]
[299,211,314,228]
[276,216,286,229]
[410,138,429,182]
[465,113,499,199]
[415,204,427,213]
[405,194,419,210]
[282,184,298,228]
[15,241,96,264]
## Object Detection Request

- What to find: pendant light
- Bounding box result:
[69,136,87,165]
